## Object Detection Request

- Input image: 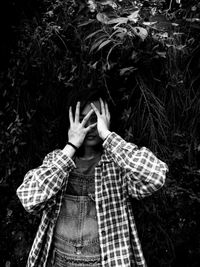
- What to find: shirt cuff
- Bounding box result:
[52,150,76,174]
[103,132,120,148]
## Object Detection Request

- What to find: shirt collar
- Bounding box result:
[97,150,113,166]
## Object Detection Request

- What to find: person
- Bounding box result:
[17,92,168,267]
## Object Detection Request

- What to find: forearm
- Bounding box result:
[17,149,76,212]
[103,132,168,183]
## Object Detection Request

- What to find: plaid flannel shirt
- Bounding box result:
[17,132,168,267]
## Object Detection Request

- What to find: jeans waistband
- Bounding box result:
[49,248,101,267]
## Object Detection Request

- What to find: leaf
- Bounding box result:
[120,67,135,76]
[107,17,128,25]
[173,32,184,35]
[78,19,95,27]
[125,126,134,141]
[156,51,167,58]
[131,50,137,59]
[171,23,179,27]
[110,27,127,38]
[172,151,184,160]
[155,32,169,38]
[97,40,112,50]
[106,43,120,63]
[99,0,117,9]
[96,13,109,24]
[85,29,104,40]
[132,27,148,41]
[115,32,126,39]
[14,146,18,154]
[90,38,107,53]
[191,5,197,11]
[143,21,157,26]
[175,45,186,50]
[127,10,140,23]
[185,18,200,22]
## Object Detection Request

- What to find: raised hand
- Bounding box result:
[68,102,97,148]
[91,98,111,140]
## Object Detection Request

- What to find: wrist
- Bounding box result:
[68,139,81,148]
[101,130,111,141]
[62,144,76,158]
[67,142,78,151]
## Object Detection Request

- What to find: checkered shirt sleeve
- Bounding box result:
[103,132,168,199]
[16,150,76,213]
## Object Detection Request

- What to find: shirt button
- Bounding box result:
[102,230,106,236]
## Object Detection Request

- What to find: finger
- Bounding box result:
[75,102,80,122]
[81,109,94,126]
[69,106,73,123]
[100,98,106,115]
[85,122,97,132]
[91,103,100,116]
[105,102,110,119]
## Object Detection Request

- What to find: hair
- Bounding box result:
[57,88,116,149]
[68,88,110,114]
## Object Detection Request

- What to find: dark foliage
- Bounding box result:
[0,0,200,266]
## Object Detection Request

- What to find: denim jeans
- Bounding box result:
[48,170,101,267]
[49,249,101,267]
